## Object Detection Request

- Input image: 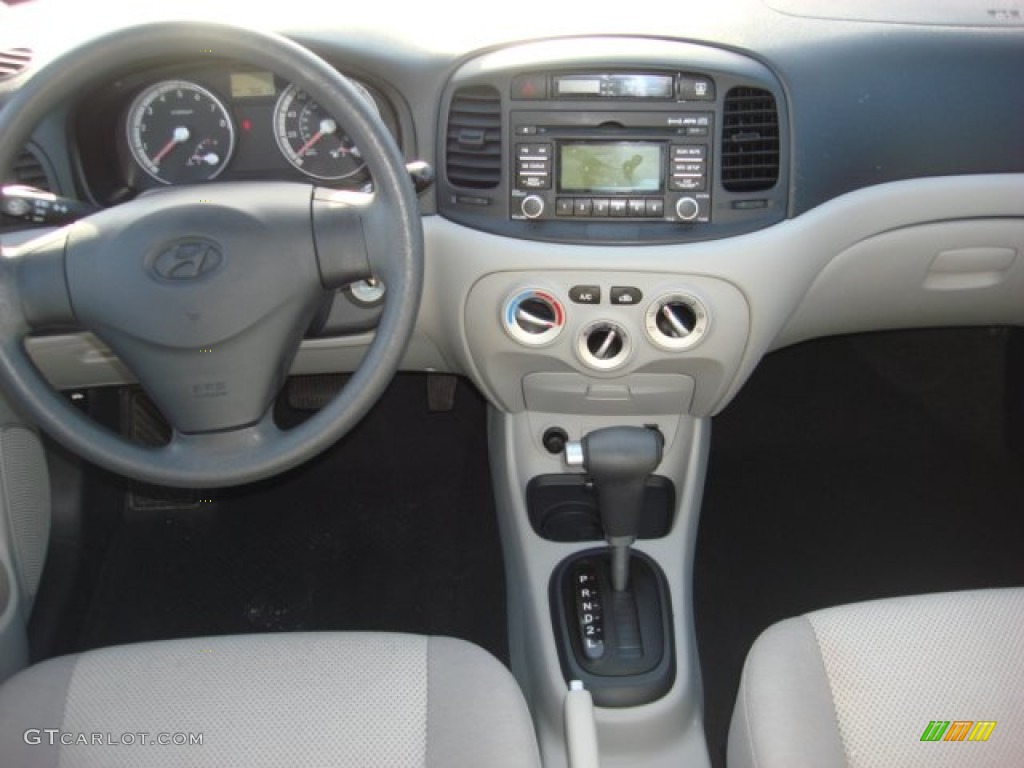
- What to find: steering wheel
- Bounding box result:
[0,22,423,488]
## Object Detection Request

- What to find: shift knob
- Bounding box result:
[565,426,663,590]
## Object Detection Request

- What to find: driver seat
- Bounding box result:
[0,632,541,767]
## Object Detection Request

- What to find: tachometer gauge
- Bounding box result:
[273,82,379,180]
[127,80,235,184]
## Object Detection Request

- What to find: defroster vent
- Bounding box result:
[721,87,780,193]
[446,86,502,189]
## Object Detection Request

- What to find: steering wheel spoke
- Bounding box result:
[312,188,376,289]
[4,231,76,332]
[163,409,283,465]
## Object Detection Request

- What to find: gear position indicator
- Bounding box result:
[575,564,605,660]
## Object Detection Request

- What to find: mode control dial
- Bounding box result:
[675,196,700,221]
[577,320,631,371]
[645,292,710,351]
[503,289,565,346]
[521,195,545,219]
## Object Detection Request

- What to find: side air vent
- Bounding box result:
[0,47,32,80]
[721,87,780,193]
[11,147,52,191]
[446,86,502,189]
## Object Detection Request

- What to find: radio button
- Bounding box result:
[517,143,551,158]
[518,174,550,190]
[556,198,574,216]
[574,198,593,216]
[676,197,700,221]
[670,176,706,192]
[569,285,601,305]
[521,195,545,219]
[609,199,629,217]
[672,145,707,159]
[592,199,610,217]
[646,199,665,217]
[628,199,647,217]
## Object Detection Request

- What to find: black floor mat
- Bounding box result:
[694,329,1024,767]
[70,375,508,662]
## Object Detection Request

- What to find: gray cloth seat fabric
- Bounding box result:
[728,587,1024,768]
[0,632,541,767]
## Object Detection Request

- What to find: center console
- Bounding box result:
[438,36,786,768]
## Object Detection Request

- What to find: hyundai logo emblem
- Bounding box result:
[152,239,224,281]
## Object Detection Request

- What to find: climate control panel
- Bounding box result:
[502,282,711,374]
[471,271,750,416]
[503,284,712,370]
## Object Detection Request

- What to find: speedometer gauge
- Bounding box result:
[127,80,235,185]
[273,82,379,180]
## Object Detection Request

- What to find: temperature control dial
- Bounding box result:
[503,289,565,346]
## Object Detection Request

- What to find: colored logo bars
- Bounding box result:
[921,721,997,743]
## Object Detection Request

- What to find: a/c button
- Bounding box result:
[569,285,601,305]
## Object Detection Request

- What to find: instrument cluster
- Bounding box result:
[74,62,400,204]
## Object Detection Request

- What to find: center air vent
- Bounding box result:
[446,86,502,189]
[0,47,32,81]
[721,86,780,193]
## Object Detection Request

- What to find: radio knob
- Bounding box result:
[521,195,545,219]
[675,197,700,221]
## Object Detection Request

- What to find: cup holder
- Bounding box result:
[526,474,675,542]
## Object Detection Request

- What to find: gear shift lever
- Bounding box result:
[565,427,663,591]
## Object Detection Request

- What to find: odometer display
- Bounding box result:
[127,80,235,185]
[273,82,378,180]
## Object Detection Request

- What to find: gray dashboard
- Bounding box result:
[1,1,1022,415]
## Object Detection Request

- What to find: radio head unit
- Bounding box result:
[438,48,788,245]
[510,110,712,224]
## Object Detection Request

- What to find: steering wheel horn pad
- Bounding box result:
[66,183,330,434]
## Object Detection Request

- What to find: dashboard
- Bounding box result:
[0,2,1021,412]
[1,2,1021,414]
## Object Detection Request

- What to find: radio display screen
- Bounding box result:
[559,142,663,193]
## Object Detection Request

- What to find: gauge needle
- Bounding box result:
[295,118,337,158]
[151,126,191,166]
